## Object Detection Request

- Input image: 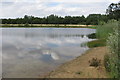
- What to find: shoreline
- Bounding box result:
[42,47,109,78]
[0,24,96,29]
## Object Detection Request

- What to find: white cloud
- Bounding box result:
[109,0,119,3]
[0,0,119,18]
[1,0,119,3]
[0,0,109,3]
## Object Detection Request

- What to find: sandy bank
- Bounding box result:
[43,47,109,78]
[1,24,94,27]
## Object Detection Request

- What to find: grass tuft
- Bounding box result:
[87,39,106,48]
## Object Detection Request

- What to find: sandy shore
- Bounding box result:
[42,47,109,78]
[1,24,94,27]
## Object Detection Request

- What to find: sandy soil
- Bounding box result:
[1,24,94,27]
[43,47,109,78]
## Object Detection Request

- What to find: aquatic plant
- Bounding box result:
[87,39,106,48]
[87,33,96,39]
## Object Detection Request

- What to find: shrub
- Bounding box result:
[89,58,101,67]
[104,54,111,72]
[106,28,119,78]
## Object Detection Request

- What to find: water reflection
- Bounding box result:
[1,28,96,78]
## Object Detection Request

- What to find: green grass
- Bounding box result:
[88,26,97,29]
[88,20,119,48]
[97,20,120,78]
[96,20,119,39]
[87,20,120,78]
[87,39,106,48]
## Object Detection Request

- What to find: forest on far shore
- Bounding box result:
[1,2,120,25]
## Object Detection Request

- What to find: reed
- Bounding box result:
[96,20,119,39]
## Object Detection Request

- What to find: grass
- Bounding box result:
[88,26,97,29]
[87,20,119,48]
[96,20,119,39]
[87,39,106,48]
[87,20,120,78]
[96,20,120,78]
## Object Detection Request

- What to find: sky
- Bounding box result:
[0,0,119,18]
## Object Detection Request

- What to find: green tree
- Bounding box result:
[106,2,120,20]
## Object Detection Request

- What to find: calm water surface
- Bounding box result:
[1,28,96,78]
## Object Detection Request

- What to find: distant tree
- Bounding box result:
[64,16,72,24]
[1,14,109,25]
[46,14,60,24]
[23,15,34,24]
[86,14,101,25]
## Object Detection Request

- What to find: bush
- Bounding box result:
[89,58,101,67]
[104,54,111,72]
[106,28,119,78]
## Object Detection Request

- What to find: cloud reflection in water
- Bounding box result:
[2,28,96,78]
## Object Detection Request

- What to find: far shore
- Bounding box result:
[0,24,96,28]
[42,47,109,78]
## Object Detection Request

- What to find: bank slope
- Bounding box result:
[44,47,109,78]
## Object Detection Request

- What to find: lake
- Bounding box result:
[1,28,96,78]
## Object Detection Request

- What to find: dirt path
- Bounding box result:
[43,47,109,78]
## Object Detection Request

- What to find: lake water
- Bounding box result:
[1,28,96,78]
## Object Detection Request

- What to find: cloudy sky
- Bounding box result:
[0,0,119,18]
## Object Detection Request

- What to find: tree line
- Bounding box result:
[1,14,109,25]
[1,2,120,25]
